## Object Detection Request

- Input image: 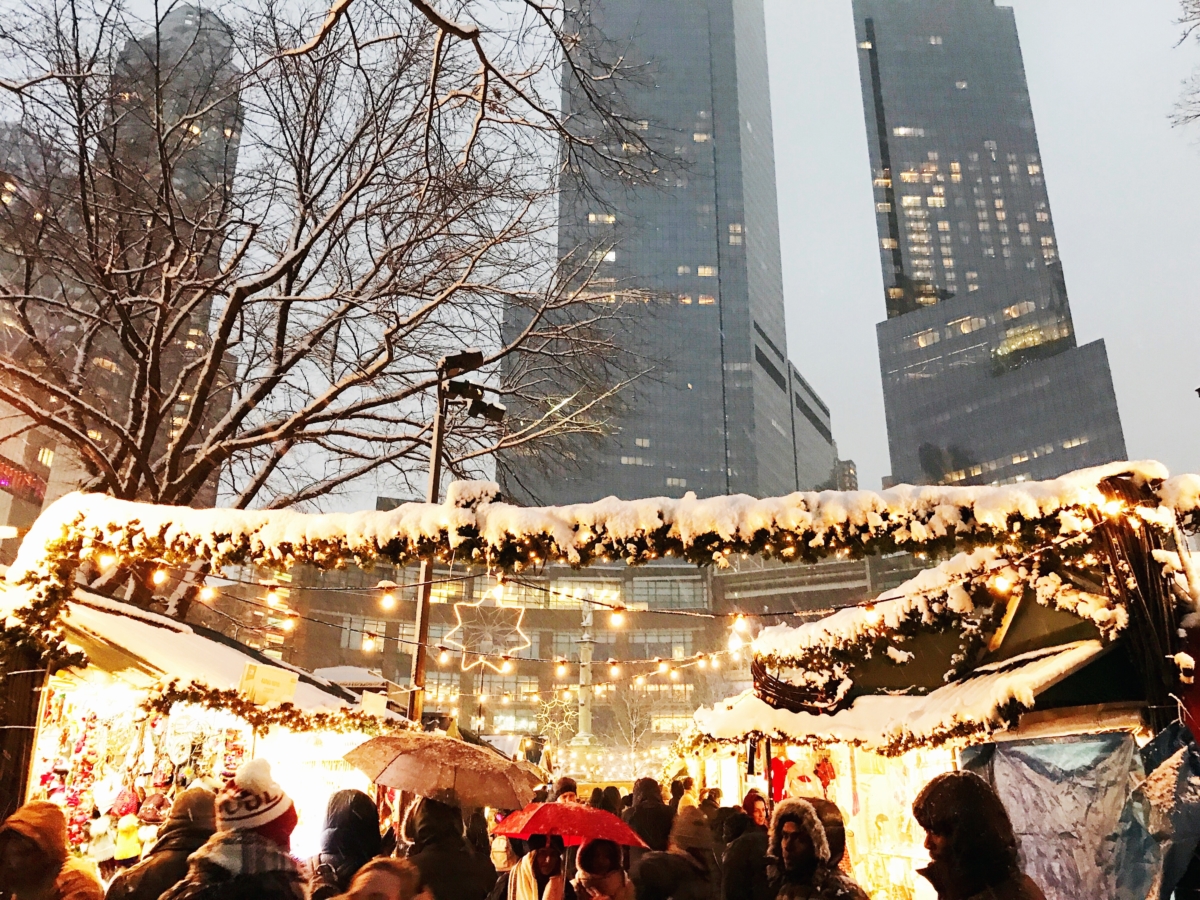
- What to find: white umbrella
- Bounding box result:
[345,732,537,809]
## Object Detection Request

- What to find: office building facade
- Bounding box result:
[501,0,836,505]
[853,0,1126,486]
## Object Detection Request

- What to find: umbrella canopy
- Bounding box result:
[346,733,536,809]
[493,802,648,847]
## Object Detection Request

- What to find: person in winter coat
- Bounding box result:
[572,839,633,900]
[631,807,718,900]
[622,779,674,869]
[675,780,698,814]
[488,834,576,900]
[601,788,623,819]
[764,798,867,900]
[336,859,428,900]
[0,801,104,900]
[721,807,767,900]
[159,759,305,900]
[307,789,383,900]
[106,787,217,900]
[912,772,1046,900]
[404,797,496,900]
[741,792,768,831]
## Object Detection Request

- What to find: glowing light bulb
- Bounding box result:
[733,614,748,633]
[727,634,744,652]
[281,618,295,632]
[562,690,571,700]
[492,584,505,601]
[711,656,721,669]
[610,609,625,627]
[669,668,680,681]
[557,663,568,677]
[198,586,215,602]
[502,695,510,705]
[380,592,396,610]
[657,661,668,674]
[697,657,708,669]
[362,636,376,652]
[266,590,280,607]
[992,574,1013,594]
[438,650,450,665]
[151,569,168,586]
[610,664,620,678]
[501,660,513,673]
[97,553,117,570]
[635,675,646,686]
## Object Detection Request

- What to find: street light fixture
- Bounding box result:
[407,349,505,723]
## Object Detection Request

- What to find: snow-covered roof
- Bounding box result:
[313,666,387,688]
[0,583,349,711]
[692,640,1107,755]
[10,461,1192,582]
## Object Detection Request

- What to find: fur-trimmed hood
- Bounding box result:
[768,798,830,865]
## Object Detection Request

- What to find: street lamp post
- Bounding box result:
[407,349,506,724]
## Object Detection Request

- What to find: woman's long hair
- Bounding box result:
[912,771,1021,890]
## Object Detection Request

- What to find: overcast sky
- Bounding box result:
[766,0,1200,490]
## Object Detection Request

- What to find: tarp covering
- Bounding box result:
[962,733,1154,900]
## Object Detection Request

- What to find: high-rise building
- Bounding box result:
[500,0,836,506]
[853,0,1126,487]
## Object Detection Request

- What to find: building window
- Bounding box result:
[588,212,616,224]
[635,437,650,447]
[893,126,925,137]
[876,202,892,213]
[677,265,691,275]
[632,578,705,609]
[946,316,986,336]
[955,80,968,90]
[696,266,717,277]
[881,238,898,250]
[678,295,692,305]
[698,295,715,305]
[927,197,946,207]
[628,629,694,659]
[666,477,687,488]
[693,132,710,143]
[902,328,940,351]
[929,35,943,45]
[36,447,54,467]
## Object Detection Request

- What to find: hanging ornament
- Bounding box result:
[442,598,531,672]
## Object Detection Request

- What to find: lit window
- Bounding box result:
[929,36,943,45]
[887,287,905,300]
[874,176,893,188]
[901,196,923,207]
[1041,237,1055,247]
[955,80,968,90]
[893,126,925,137]
[37,447,54,467]
[900,171,920,184]
[728,223,743,234]
[902,328,941,351]
[1003,300,1036,320]
[93,357,120,373]
[1037,212,1050,223]
[693,132,710,143]
[938,221,951,232]
[698,295,715,305]
[696,266,717,277]
[666,477,687,487]
[87,429,102,440]
[637,120,649,131]
[876,202,892,213]
[881,238,899,250]
[678,295,692,305]
[677,265,691,275]
[1018,223,1031,234]
[729,234,743,245]
[927,196,946,207]
[1062,436,1090,450]
[588,212,616,224]
[995,211,1007,221]
[858,41,873,50]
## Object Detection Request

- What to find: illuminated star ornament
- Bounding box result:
[442,599,531,671]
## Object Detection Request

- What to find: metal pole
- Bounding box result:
[577,603,594,738]
[408,381,446,723]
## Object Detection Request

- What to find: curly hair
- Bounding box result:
[912,771,1020,889]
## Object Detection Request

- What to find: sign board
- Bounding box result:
[238,662,298,706]
[361,691,389,717]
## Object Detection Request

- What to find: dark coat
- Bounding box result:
[918,864,1047,900]
[632,850,718,900]
[105,825,214,900]
[486,867,577,900]
[721,829,769,900]
[306,789,382,900]
[405,798,497,900]
[624,779,675,869]
[764,799,867,900]
[157,831,305,900]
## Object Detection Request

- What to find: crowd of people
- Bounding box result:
[0,761,1046,900]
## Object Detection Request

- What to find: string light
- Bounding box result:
[610,608,625,627]
[281,618,295,632]
[265,590,280,608]
[556,662,568,677]
[733,614,748,633]
[438,649,450,665]
[657,661,668,674]
[500,659,513,674]
[610,664,621,677]
[151,569,168,586]
[362,635,377,652]
[198,586,215,602]
[380,592,396,611]
[97,553,117,570]
[991,574,1013,594]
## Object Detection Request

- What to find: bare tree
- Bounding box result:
[605,682,653,772]
[1177,0,1200,124]
[0,0,659,514]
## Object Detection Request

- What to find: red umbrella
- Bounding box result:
[493,802,648,847]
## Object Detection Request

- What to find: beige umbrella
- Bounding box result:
[345,732,537,809]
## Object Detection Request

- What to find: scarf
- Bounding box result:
[508,852,565,900]
[189,830,301,878]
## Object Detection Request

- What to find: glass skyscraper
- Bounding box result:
[501,0,836,505]
[853,0,1126,486]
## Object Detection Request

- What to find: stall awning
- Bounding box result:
[693,640,1107,755]
[0,581,353,711]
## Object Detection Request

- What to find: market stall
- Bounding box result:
[7,585,393,867]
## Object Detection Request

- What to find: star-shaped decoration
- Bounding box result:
[441,599,531,672]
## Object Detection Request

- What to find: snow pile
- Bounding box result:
[693,640,1106,754]
[10,460,1187,586]
[313,666,387,688]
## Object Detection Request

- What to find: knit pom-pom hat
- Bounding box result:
[216,759,294,832]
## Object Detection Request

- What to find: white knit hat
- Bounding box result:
[216,759,294,831]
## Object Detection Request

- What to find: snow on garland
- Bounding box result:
[2,460,1197,671]
[143,679,412,737]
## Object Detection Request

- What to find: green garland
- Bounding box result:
[142,679,413,737]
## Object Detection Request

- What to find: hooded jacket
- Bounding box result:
[632,808,718,900]
[765,799,867,900]
[0,801,104,900]
[623,779,674,867]
[306,789,382,900]
[156,830,305,900]
[405,798,496,900]
[106,789,217,900]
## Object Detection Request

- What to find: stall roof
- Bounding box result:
[693,640,1107,755]
[0,581,353,711]
[312,666,388,690]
